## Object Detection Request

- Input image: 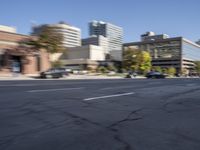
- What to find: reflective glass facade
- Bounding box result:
[135,40,181,60]
[182,40,200,61]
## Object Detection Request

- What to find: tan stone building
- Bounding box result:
[0,30,50,76]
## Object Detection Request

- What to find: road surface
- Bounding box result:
[0,78,200,150]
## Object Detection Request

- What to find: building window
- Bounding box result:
[36,55,41,71]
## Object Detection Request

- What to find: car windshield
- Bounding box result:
[148,71,161,75]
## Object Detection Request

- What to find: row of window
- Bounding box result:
[182,41,200,61]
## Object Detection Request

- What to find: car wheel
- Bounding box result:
[46,75,52,79]
[152,76,156,79]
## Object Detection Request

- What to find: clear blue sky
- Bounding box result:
[0,0,199,42]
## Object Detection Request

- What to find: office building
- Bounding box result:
[196,40,200,45]
[0,25,16,33]
[141,31,169,41]
[32,22,81,47]
[62,45,105,61]
[89,21,123,61]
[60,45,105,70]
[82,35,109,54]
[123,32,200,74]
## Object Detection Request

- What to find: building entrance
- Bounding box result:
[11,56,22,73]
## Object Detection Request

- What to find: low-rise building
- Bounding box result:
[124,32,200,74]
[60,45,105,70]
[0,28,50,75]
[82,35,109,54]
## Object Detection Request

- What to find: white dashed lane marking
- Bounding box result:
[83,92,135,101]
[27,87,84,93]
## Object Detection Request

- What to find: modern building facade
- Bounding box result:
[141,31,169,42]
[196,40,200,45]
[62,45,105,61]
[124,32,200,74]
[32,22,81,48]
[0,25,16,33]
[89,21,123,61]
[60,45,105,70]
[0,27,50,75]
[82,35,109,54]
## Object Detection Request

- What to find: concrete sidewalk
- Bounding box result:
[1,74,197,80]
[0,74,124,80]
[65,74,123,80]
[0,74,34,80]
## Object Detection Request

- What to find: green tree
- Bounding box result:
[194,61,200,73]
[181,68,189,76]
[51,60,63,68]
[123,48,151,74]
[152,66,162,73]
[167,67,176,76]
[97,66,107,73]
[123,48,139,71]
[162,68,168,74]
[87,66,96,73]
[138,51,152,74]
[107,64,118,72]
[25,26,64,54]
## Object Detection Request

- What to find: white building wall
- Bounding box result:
[33,23,81,48]
[89,21,123,52]
[66,46,90,60]
[52,23,81,47]
[64,45,105,61]
[82,35,109,54]
[98,36,109,54]
[0,25,16,33]
[89,21,123,61]
[89,45,105,61]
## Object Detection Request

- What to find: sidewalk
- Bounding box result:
[0,74,124,80]
[65,74,124,80]
[0,74,34,80]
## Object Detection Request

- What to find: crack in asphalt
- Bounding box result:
[161,88,200,113]
[163,87,200,102]
[41,102,144,150]
[108,109,143,129]
[1,98,143,150]
[106,109,143,150]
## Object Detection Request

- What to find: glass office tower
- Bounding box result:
[89,21,123,61]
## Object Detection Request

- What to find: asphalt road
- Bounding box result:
[1,78,200,150]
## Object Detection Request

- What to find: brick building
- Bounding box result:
[0,30,50,75]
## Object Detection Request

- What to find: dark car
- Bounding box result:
[40,68,69,79]
[146,71,167,79]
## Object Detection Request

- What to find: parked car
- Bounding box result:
[146,71,167,79]
[40,68,69,79]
